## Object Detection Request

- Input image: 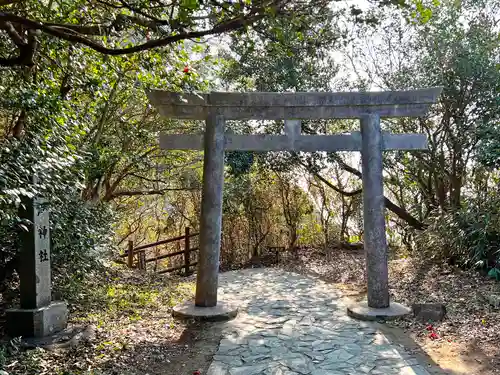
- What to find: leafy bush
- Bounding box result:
[0,85,115,288]
[51,196,115,273]
[0,191,115,292]
[477,125,500,169]
[418,196,500,269]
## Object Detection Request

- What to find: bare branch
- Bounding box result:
[45,23,109,36]
[0,20,24,46]
[107,187,199,200]
[117,0,167,23]
[302,157,426,230]
[0,26,38,66]
[310,169,362,197]
[129,173,171,184]
[0,0,20,6]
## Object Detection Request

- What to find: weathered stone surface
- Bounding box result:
[6,301,68,338]
[264,366,285,375]
[312,341,338,351]
[172,300,238,321]
[152,88,441,326]
[360,114,390,308]
[19,197,52,309]
[147,88,442,120]
[159,132,428,152]
[194,112,226,307]
[19,324,94,350]
[204,269,434,375]
[347,301,411,321]
[207,362,229,375]
[215,355,245,366]
[311,370,344,375]
[229,364,268,375]
[7,196,68,339]
[412,303,447,322]
[487,294,500,309]
[324,349,354,363]
[358,364,375,373]
[279,355,312,374]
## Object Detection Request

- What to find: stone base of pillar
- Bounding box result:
[346,301,411,321]
[6,301,68,338]
[172,300,238,322]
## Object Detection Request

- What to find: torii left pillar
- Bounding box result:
[169,108,238,321]
[195,110,226,308]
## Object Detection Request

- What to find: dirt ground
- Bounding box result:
[0,267,224,375]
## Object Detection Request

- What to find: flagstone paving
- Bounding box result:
[206,268,433,375]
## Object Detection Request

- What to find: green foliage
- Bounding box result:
[64,270,195,322]
[220,6,345,175]
[0,0,216,284]
[477,125,500,169]
[51,198,115,272]
[0,74,93,276]
[0,0,409,70]
[4,347,44,374]
[344,0,500,260]
[406,0,441,24]
[488,268,500,281]
[0,345,6,369]
[0,88,83,220]
[418,196,500,268]
[226,151,254,177]
[222,8,339,92]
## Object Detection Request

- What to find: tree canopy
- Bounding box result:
[0,0,414,67]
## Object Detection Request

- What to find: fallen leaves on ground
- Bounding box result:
[389,257,500,373]
[0,264,220,375]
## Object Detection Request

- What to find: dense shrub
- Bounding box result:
[51,197,115,272]
[418,196,500,269]
[0,86,115,287]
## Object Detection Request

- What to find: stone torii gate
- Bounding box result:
[147,88,441,320]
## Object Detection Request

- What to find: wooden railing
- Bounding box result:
[121,227,199,275]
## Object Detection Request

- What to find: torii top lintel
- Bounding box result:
[146,87,442,120]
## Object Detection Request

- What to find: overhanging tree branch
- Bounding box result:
[0,0,284,67]
[0,0,408,67]
[0,20,24,46]
[107,187,199,200]
[302,157,427,230]
[0,11,263,55]
[0,25,39,66]
[310,169,362,197]
[0,0,20,6]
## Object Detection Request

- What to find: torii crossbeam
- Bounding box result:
[147,88,442,320]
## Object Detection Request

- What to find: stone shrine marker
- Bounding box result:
[147,88,442,320]
[6,196,68,337]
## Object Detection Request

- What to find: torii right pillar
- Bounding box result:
[347,106,441,320]
[361,113,390,309]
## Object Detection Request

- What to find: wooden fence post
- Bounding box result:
[138,251,146,270]
[127,240,134,268]
[184,227,191,276]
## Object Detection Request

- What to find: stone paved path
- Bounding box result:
[206,268,434,375]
